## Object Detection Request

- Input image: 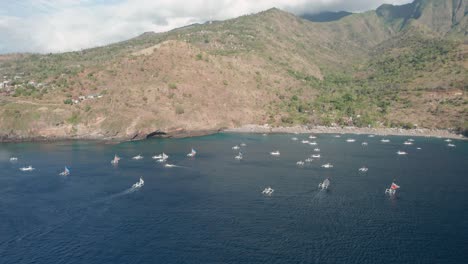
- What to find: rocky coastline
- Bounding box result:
[0,124,465,143]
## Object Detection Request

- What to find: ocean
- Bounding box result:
[0,133,467,264]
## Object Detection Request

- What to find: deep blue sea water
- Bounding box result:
[0,133,467,264]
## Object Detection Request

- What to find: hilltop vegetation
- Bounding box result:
[0,0,466,141]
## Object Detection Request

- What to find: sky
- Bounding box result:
[0,0,412,54]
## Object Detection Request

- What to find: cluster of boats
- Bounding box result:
[10,134,459,198]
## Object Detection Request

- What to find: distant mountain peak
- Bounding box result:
[376,0,467,35]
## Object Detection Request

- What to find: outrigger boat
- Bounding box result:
[381,139,390,143]
[385,182,400,195]
[291,137,298,141]
[447,143,456,147]
[296,161,305,166]
[262,187,274,196]
[187,148,197,157]
[9,157,18,161]
[59,166,70,176]
[132,154,144,160]
[361,142,368,146]
[397,150,407,155]
[20,166,34,171]
[111,154,120,165]
[314,148,320,152]
[312,154,320,158]
[232,145,240,150]
[318,178,330,190]
[270,151,280,156]
[234,152,243,160]
[403,141,413,145]
[346,138,356,142]
[154,153,168,162]
[132,177,144,188]
[321,163,333,168]
[358,167,368,172]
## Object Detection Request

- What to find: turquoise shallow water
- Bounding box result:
[0,133,467,264]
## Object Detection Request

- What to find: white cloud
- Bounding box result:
[0,0,413,54]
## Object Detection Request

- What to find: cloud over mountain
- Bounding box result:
[0,0,412,53]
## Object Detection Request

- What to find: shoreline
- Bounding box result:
[0,125,465,143]
[223,125,467,140]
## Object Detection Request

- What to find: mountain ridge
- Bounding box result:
[0,0,466,141]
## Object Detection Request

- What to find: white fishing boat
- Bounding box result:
[153,153,168,162]
[59,166,70,176]
[9,157,18,161]
[403,141,413,145]
[309,142,318,146]
[187,148,197,157]
[305,158,313,162]
[368,134,375,138]
[291,137,298,141]
[153,153,168,159]
[262,187,274,196]
[132,177,144,188]
[164,164,176,168]
[321,163,333,168]
[296,161,305,166]
[346,138,356,142]
[417,147,422,150]
[361,142,368,146]
[312,154,320,158]
[240,143,247,147]
[397,150,407,155]
[385,182,400,195]
[20,166,34,171]
[358,167,368,172]
[301,140,310,144]
[132,154,144,160]
[445,139,452,142]
[234,152,243,160]
[334,135,341,138]
[381,139,390,143]
[270,151,280,156]
[447,143,456,147]
[314,148,320,152]
[232,145,240,150]
[408,138,414,142]
[309,135,317,139]
[111,155,120,165]
[318,178,330,190]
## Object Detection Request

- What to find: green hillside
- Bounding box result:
[0,0,466,141]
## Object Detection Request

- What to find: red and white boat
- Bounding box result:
[385,182,400,195]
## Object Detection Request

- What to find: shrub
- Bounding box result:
[168,83,177,89]
[64,99,73,105]
[175,105,184,114]
[196,53,203,60]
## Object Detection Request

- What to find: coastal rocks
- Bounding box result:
[223,124,466,140]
